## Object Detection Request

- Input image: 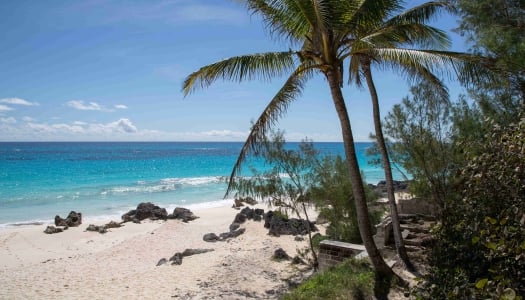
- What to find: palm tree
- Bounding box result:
[182,0,487,279]
[183,0,396,278]
[345,1,489,271]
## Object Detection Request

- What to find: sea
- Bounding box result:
[0,142,405,227]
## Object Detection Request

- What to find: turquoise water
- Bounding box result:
[0,142,404,226]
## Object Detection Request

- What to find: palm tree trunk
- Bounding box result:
[362,61,414,271]
[325,69,393,278]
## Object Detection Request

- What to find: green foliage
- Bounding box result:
[309,155,381,244]
[382,81,455,211]
[454,0,525,123]
[283,259,375,300]
[414,119,525,299]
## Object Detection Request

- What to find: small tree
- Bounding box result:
[309,155,382,244]
[230,131,320,269]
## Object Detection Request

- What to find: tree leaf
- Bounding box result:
[471,236,480,244]
[475,278,488,289]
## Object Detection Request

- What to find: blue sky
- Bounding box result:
[0,0,468,142]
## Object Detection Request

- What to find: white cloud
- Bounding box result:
[67,100,109,111]
[0,98,39,106]
[1,117,16,124]
[110,118,137,133]
[201,130,247,139]
[0,104,14,112]
[23,116,36,122]
[114,104,128,109]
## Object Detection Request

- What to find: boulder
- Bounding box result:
[167,207,198,223]
[121,202,168,222]
[233,197,258,208]
[181,248,214,256]
[105,221,122,229]
[169,253,183,265]
[44,226,63,234]
[233,213,247,224]
[219,228,246,240]
[273,248,290,260]
[156,258,167,266]
[264,211,318,236]
[54,211,82,227]
[229,222,240,232]
[86,224,107,234]
[167,248,215,266]
[203,233,220,242]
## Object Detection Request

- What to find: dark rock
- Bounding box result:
[167,207,198,223]
[121,202,167,222]
[156,258,167,266]
[203,233,220,242]
[242,197,257,205]
[219,228,246,240]
[264,210,318,236]
[273,248,290,260]
[294,236,305,241]
[253,214,262,222]
[229,222,240,232]
[181,248,214,256]
[292,255,306,265]
[254,208,264,216]
[44,226,63,234]
[169,253,183,265]
[233,213,247,224]
[233,198,244,208]
[105,221,122,229]
[86,224,108,234]
[240,207,255,219]
[54,211,82,227]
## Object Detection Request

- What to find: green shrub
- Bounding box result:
[283,259,375,300]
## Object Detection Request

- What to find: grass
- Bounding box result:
[282,258,375,300]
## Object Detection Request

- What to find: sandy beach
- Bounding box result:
[0,203,316,299]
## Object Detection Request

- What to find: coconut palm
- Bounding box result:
[183,0,396,278]
[346,1,489,271]
[182,0,486,279]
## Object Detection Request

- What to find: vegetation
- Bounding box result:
[283,259,375,300]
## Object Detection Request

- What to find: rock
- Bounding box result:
[233,198,244,208]
[181,248,214,256]
[294,236,305,241]
[44,226,63,234]
[273,248,290,260]
[105,221,122,229]
[264,211,318,236]
[54,211,82,227]
[156,258,167,266]
[233,213,247,224]
[86,224,108,234]
[253,214,262,222]
[254,208,264,216]
[229,222,240,232]
[167,207,198,223]
[240,207,255,220]
[121,202,167,222]
[203,233,220,242]
[219,228,246,240]
[169,253,183,265]
[292,255,306,265]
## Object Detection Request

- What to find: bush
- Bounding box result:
[415,119,525,299]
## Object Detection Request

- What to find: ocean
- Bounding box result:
[0,142,405,227]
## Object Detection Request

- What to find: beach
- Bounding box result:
[0,203,316,299]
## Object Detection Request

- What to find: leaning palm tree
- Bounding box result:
[183,0,397,278]
[345,1,489,271]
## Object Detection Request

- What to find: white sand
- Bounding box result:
[0,203,316,299]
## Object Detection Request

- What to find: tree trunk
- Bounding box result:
[362,61,414,271]
[325,69,393,278]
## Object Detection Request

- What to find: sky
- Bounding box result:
[0,0,469,142]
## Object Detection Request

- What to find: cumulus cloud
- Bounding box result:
[0,98,39,106]
[114,104,128,109]
[23,116,36,122]
[0,104,14,112]
[24,118,139,136]
[109,118,137,133]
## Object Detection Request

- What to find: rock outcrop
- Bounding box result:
[167,207,199,223]
[121,202,168,223]
[157,248,215,266]
[54,211,82,227]
[264,211,317,236]
[43,225,63,234]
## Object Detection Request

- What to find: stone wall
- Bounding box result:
[318,240,367,271]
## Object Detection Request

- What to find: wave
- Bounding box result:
[101,176,226,196]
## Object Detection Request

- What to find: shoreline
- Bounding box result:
[0,201,318,299]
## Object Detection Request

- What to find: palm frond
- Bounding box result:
[362,23,451,50]
[182,51,296,96]
[225,63,316,197]
[384,1,455,26]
